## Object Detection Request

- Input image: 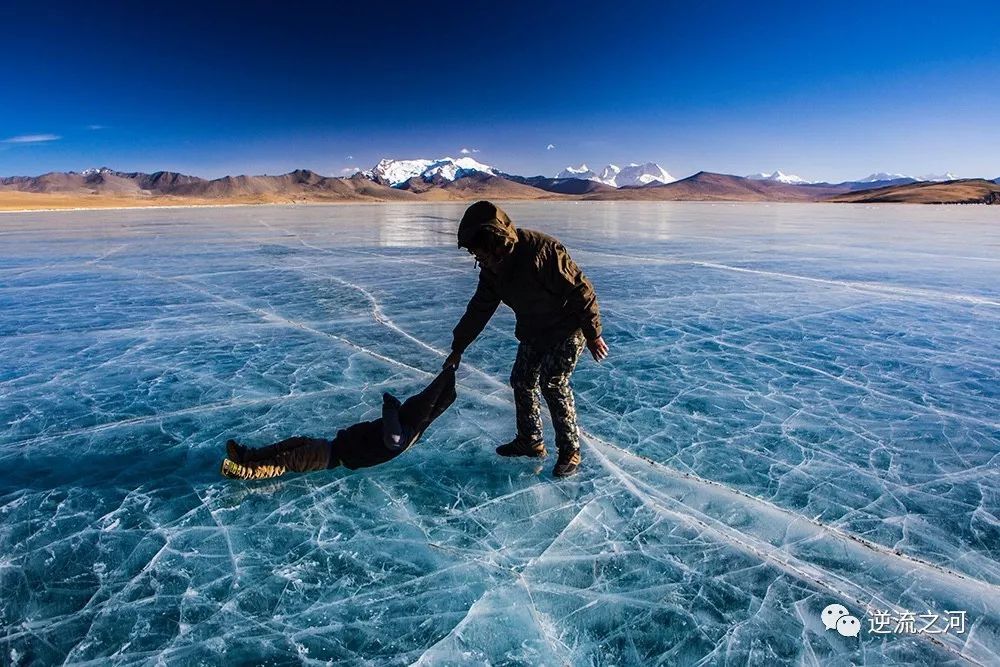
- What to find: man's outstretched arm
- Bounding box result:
[445,276,501,368]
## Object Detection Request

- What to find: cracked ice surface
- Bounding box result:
[1,202,998,665]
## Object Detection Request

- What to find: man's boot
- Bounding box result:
[226,439,247,463]
[220,458,287,480]
[553,448,581,478]
[496,437,547,458]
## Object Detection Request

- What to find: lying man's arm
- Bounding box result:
[381,393,413,451]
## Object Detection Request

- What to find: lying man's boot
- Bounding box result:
[220,458,287,481]
[226,439,247,463]
[496,437,547,458]
[552,448,582,478]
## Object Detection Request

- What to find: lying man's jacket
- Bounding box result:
[331,367,456,469]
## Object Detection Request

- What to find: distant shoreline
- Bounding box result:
[0,200,393,214]
[0,201,987,214]
[0,199,861,214]
[0,194,420,214]
[0,197,992,214]
[1,191,997,214]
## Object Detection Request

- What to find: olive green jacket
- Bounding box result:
[452,202,602,353]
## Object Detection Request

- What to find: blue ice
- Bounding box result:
[1,202,998,665]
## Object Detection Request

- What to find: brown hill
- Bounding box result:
[1,171,89,193]
[389,173,554,200]
[0,169,417,203]
[435,173,556,200]
[827,179,1000,204]
[0,170,155,196]
[135,171,204,191]
[395,176,438,194]
[85,172,147,195]
[341,173,416,200]
[504,175,617,195]
[583,172,852,202]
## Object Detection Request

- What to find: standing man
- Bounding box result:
[443,201,608,478]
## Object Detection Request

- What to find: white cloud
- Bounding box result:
[87,124,106,130]
[460,147,480,154]
[2,134,61,143]
[546,143,556,150]
[346,155,353,160]
[341,167,360,175]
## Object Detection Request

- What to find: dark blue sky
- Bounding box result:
[2,1,998,181]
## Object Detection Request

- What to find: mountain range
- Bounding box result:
[555,163,676,187]
[746,171,812,184]
[364,157,499,187]
[2,159,998,209]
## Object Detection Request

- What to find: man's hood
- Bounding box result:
[457,201,518,249]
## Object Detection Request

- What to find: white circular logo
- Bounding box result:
[837,615,861,638]
[822,603,850,631]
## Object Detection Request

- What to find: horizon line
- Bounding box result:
[2,163,994,185]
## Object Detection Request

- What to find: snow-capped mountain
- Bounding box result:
[596,165,620,186]
[366,157,498,187]
[855,172,959,184]
[617,163,675,186]
[746,170,811,185]
[81,167,115,176]
[557,162,674,187]
[556,164,598,180]
[857,172,913,183]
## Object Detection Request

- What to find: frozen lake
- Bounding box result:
[1,201,998,665]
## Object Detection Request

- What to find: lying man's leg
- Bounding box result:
[222,436,333,480]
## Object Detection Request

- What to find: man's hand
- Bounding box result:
[587,336,609,362]
[443,350,462,369]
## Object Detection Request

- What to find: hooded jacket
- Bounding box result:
[452,201,602,353]
[330,368,456,469]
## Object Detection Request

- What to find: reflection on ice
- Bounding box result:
[1,202,998,664]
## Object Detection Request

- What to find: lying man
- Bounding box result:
[221,367,456,480]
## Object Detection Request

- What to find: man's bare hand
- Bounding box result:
[443,350,462,369]
[587,336,609,362]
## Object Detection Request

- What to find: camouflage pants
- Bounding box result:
[510,331,585,452]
